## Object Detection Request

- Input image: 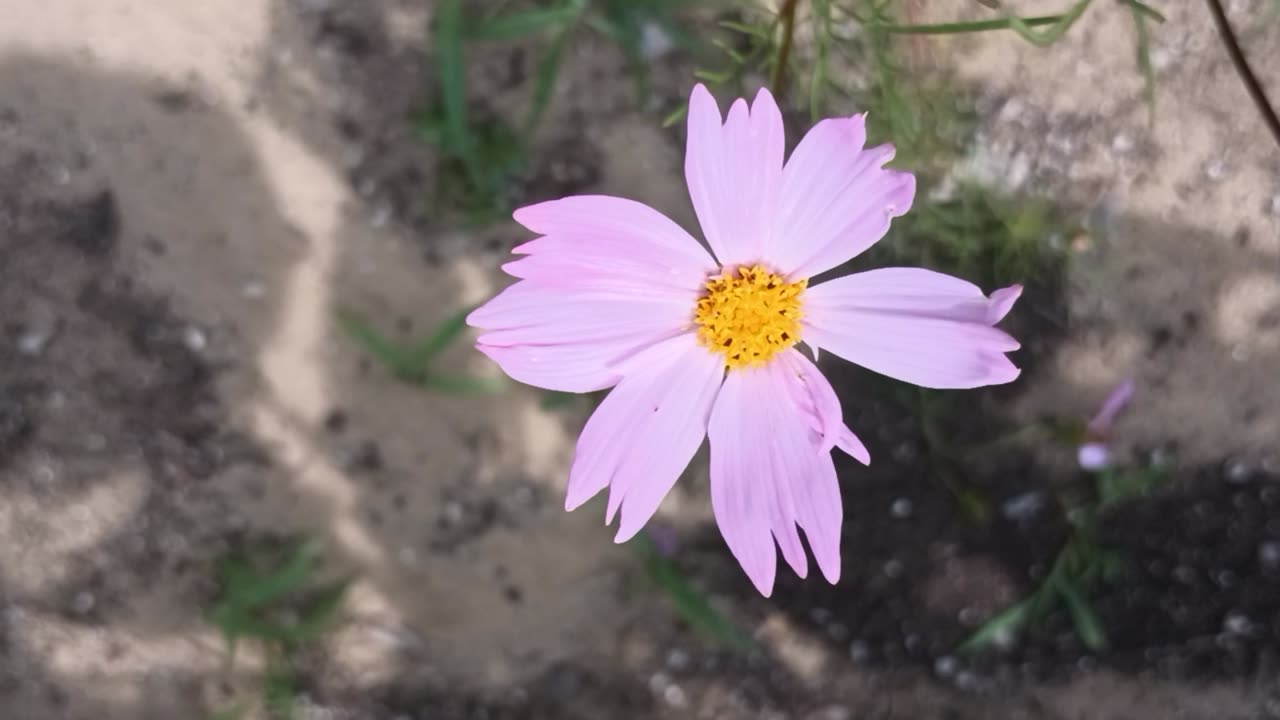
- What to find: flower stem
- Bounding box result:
[771,0,801,96]
[1205,0,1280,149]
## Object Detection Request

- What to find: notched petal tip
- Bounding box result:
[988,284,1024,324]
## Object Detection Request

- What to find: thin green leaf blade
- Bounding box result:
[957,593,1037,653]
[1054,572,1108,651]
[405,308,474,367]
[464,5,578,41]
[337,309,413,376]
[634,534,755,652]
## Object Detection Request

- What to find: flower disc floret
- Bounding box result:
[694,264,806,369]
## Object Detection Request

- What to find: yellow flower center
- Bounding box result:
[694,264,806,370]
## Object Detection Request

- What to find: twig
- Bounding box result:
[771,0,801,95]
[1206,0,1280,149]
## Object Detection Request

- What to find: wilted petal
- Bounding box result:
[1087,379,1135,435]
[566,334,724,542]
[768,115,915,279]
[777,350,869,464]
[685,84,784,266]
[805,269,1022,389]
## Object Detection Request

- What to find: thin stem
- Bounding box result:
[771,0,801,96]
[1205,0,1280,149]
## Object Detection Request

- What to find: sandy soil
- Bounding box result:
[2,1,1280,719]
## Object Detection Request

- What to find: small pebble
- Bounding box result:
[1111,133,1135,153]
[16,330,52,356]
[848,640,871,664]
[958,607,981,626]
[1223,612,1252,635]
[1002,491,1047,521]
[71,591,95,615]
[807,706,852,720]
[1258,541,1280,571]
[647,672,671,694]
[954,670,979,692]
[1204,159,1228,181]
[883,559,904,579]
[665,648,691,672]
[1225,458,1254,483]
[934,655,958,678]
[182,326,207,352]
[662,684,688,709]
[890,497,913,519]
[397,546,418,568]
[241,280,267,300]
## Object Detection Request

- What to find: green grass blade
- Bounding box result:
[336,309,412,376]
[220,541,323,612]
[288,581,351,645]
[404,308,473,368]
[662,105,688,127]
[634,535,755,651]
[1129,2,1157,124]
[463,5,578,41]
[875,13,1067,35]
[1053,571,1108,651]
[1124,0,1166,22]
[420,373,508,394]
[435,0,484,191]
[809,0,832,121]
[525,25,573,134]
[956,593,1037,653]
[1008,0,1092,47]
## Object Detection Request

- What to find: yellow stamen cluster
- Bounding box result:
[694,264,806,370]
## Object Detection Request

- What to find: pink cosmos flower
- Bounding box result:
[468,85,1023,596]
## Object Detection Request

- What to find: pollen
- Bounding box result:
[694,264,807,370]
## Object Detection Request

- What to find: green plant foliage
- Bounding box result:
[337,307,506,394]
[208,540,352,720]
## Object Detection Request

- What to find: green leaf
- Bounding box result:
[633,534,755,651]
[1128,2,1157,124]
[1124,0,1167,22]
[661,104,688,127]
[874,13,1067,35]
[463,4,579,41]
[287,581,351,645]
[1053,571,1108,651]
[1008,0,1093,47]
[435,0,484,191]
[525,24,574,134]
[539,391,577,410]
[420,373,508,395]
[218,541,322,613]
[337,309,412,376]
[809,0,833,121]
[956,593,1037,653]
[404,308,473,368]
[718,19,770,38]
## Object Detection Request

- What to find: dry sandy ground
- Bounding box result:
[1,1,1279,718]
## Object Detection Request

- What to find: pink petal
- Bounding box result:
[685,85,784,266]
[804,269,1022,390]
[510,195,717,290]
[475,339,644,393]
[777,350,869,463]
[565,334,724,543]
[1087,379,1135,435]
[708,363,845,596]
[1077,443,1111,471]
[767,115,915,279]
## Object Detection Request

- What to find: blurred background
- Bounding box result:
[2,1,1280,718]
